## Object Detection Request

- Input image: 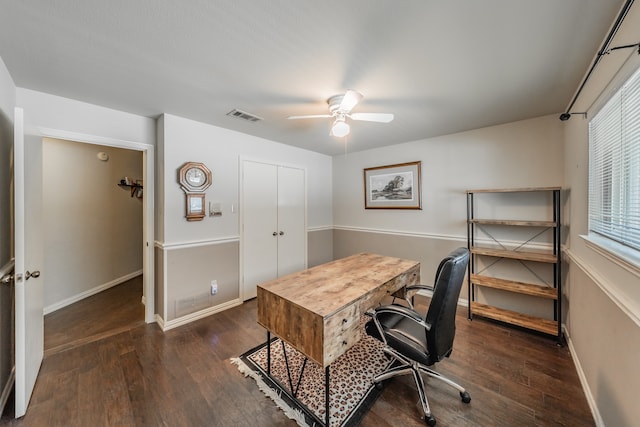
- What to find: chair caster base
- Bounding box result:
[424,414,436,426]
[460,391,471,403]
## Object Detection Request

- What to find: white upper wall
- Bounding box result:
[333,114,564,238]
[159,113,333,245]
[15,88,155,146]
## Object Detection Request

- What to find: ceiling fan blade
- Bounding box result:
[287,114,332,120]
[339,90,363,112]
[350,113,394,123]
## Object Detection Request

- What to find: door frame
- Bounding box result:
[32,126,155,323]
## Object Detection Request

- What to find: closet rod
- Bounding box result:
[559,0,635,121]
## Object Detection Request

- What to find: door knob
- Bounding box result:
[272,232,278,236]
[25,270,41,280]
[279,231,284,236]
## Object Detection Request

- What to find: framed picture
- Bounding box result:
[185,193,206,221]
[364,161,422,209]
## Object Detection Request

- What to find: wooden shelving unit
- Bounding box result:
[466,187,562,343]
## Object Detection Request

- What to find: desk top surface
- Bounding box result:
[257,252,420,318]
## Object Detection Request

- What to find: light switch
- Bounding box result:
[209,202,222,217]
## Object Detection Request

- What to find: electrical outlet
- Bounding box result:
[211,280,218,295]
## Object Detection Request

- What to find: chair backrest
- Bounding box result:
[424,247,470,363]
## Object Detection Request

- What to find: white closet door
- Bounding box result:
[276,166,306,276]
[242,161,278,300]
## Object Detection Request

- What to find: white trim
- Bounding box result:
[162,248,168,328]
[43,270,143,315]
[160,298,243,331]
[334,225,465,242]
[31,126,156,324]
[333,226,557,252]
[580,234,640,278]
[308,225,333,232]
[156,236,240,250]
[34,126,153,151]
[155,228,330,249]
[563,325,605,427]
[564,247,640,328]
[154,313,165,330]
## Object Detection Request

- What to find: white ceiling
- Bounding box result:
[0,1,627,156]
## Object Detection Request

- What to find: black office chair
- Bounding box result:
[365,247,471,426]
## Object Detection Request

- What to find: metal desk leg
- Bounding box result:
[325,365,330,426]
[267,331,271,376]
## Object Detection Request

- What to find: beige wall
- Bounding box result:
[561,5,640,425]
[334,228,464,292]
[42,138,143,311]
[308,228,333,267]
[165,241,239,321]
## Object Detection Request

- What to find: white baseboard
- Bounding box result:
[563,326,604,427]
[160,298,243,331]
[154,313,165,330]
[44,270,143,315]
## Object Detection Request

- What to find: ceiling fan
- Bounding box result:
[287,90,394,137]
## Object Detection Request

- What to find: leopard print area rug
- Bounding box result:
[232,316,393,427]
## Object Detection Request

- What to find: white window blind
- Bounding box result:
[589,65,640,252]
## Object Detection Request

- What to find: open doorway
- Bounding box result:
[41,138,145,353]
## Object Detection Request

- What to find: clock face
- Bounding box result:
[179,162,212,193]
[186,167,206,187]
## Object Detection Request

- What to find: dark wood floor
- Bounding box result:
[1,278,595,426]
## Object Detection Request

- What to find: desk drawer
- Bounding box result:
[323,303,360,366]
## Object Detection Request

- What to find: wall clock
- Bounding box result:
[179,162,212,193]
[178,162,212,221]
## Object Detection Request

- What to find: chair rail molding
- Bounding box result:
[155,236,240,250]
[564,247,640,328]
[333,225,465,243]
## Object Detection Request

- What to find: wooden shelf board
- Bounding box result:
[466,187,561,194]
[470,302,558,336]
[470,274,557,299]
[469,219,556,227]
[470,246,557,263]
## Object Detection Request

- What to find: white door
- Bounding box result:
[276,166,306,276]
[13,107,44,417]
[241,161,306,300]
[242,161,278,300]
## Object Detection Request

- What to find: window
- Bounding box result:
[589,65,640,254]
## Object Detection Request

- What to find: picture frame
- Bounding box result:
[364,161,422,209]
[185,193,206,221]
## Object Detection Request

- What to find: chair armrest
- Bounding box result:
[405,284,434,293]
[371,304,431,331]
[397,284,434,309]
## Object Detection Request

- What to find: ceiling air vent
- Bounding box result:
[226,109,263,123]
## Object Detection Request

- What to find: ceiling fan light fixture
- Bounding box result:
[331,119,350,137]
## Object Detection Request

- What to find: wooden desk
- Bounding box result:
[257,252,421,367]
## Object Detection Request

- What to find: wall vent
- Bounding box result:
[226,109,263,122]
[175,292,212,317]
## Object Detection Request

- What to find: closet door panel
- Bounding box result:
[277,166,306,276]
[242,161,278,300]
